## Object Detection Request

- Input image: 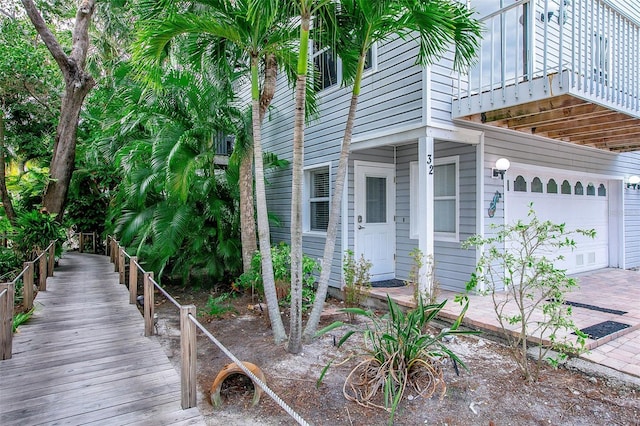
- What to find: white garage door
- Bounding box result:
[507,168,609,274]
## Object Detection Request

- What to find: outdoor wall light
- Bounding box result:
[492,158,511,180]
[627,175,640,189]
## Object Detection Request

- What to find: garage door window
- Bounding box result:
[532,177,543,193]
[547,179,558,193]
[598,184,606,196]
[561,180,571,194]
[587,183,596,196]
[575,181,584,195]
[514,175,527,192]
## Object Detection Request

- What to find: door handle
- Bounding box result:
[358,225,365,230]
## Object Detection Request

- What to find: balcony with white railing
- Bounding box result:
[453,0,640,152]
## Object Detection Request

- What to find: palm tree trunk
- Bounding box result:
[239,52,277,274]
[303,54,366,342]
[239,152,256,273]
[287,16,311,354]
[251,56,286,343]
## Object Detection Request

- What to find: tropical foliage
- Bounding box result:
[1,0,482,355]
[317,296,478,425]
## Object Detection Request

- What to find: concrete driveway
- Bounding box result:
[370,268,640,378]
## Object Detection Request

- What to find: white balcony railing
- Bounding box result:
[455,0,640,118]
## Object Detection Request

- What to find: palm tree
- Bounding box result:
[132,0,299,343]
[302,0,482,341]
[283,0,332,354]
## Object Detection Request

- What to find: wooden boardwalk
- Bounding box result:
[0,252,205,425]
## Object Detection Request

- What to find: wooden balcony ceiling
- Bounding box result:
[458,94,640,153]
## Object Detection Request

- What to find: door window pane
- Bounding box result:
[366,177,386,223]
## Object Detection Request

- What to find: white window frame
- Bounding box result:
[409,156,459,242]
[310,43,378,94]
[304,162,331,235]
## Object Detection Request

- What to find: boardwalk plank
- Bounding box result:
[0,252,205,426]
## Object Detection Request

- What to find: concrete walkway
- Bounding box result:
[370,268,640,378]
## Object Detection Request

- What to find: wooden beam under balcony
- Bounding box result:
[455,93,640,153]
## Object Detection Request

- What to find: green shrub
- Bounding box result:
[0,247,21,281]
[236,242,320,310]
[14,210,65,261]
[406,248,439,305]
[13,307,35,332]
[342,250,371,320]
[201,292,236,318]
[462,206,592,382]
[317,296,477,425]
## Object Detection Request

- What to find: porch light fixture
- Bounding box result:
[492,158,511,180]
[627,175,640,189]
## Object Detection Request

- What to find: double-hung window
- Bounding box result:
[305,165,330,233]
[434,157,459,240]
[312,42,377,92]
[410,156,459,241]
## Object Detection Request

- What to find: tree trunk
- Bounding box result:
[288,18,310,354]
[303,54,365,342]
[21,0,96,220]
[251,56,286,343]
[42,83,93,218]
[0,110,17,226]
[239,152,256,273]
[239,53,277,274]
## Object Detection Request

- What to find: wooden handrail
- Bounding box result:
[107,239,309,425]
[0,240,56,361]
[0,283,14,360]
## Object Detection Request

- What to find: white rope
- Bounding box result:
[189,314,311,426]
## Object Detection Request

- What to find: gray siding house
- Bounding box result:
[261,0,640,293]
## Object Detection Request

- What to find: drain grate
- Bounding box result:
[576,321,631,340]
[563,300,627,316]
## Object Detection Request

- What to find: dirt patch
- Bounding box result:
[152,286,640,425]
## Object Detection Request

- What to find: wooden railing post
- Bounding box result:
[0,282,15,360]
[129,256,138,305]
[38,251,47,291]
[118,248,125,284]
[107,236,112,258]
[114,242,119,273]
[143,272,154,337]
[92,232,96,254]
[23,262,34,310]
[47,241,55,277]
[79,232,84,253]
[180,304,197,409]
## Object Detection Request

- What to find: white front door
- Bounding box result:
[354,162,396,281]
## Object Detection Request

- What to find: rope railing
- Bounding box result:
[190,315,310,426]
[107,236,310,425]
[1,240,57,361]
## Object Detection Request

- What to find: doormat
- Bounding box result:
[563,300,627,316]
[575,321,631,340]
[370,279,406,288]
